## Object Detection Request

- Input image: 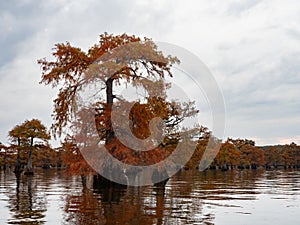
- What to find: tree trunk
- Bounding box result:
[105,77,115,143]
[25,137,34,175]
[26,149,33,171]
[93,77,128,187]
[152,168,169,187]
[14,138,22,175]
[81,174,87,189]
[3,149,7,171]
[221,162,228,171]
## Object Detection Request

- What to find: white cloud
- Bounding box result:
[1,0,300,146]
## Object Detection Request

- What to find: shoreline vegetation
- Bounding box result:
[1,135,299,189]
[1,140,299,173]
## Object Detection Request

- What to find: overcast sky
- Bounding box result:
[1,0,300,146]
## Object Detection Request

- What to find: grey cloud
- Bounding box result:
[0,0,176,146]
[286,28,300,40]
[226,0,263,16]
[1,0,300,146]
[0,1,58,68]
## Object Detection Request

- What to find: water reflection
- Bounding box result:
[63,185,160,224]
[0,169,300,224]
[4,174,46,224]
[62,170,265,225]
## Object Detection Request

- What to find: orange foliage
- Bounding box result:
[215,141,241,167]
[61,137,95,176]
[39,33,199,176]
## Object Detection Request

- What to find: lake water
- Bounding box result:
[0,169,299,225]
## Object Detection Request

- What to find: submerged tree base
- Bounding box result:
[152,168,169,187]
[93,173,127,189]
[13,169,23,174]
[24,171,34,176]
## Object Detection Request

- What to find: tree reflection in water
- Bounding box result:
[63,184,153,225]
[2,169,299,224]
[7,173,47,224]
[62,173,214,225]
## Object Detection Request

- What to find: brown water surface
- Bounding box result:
[0,169,299,224]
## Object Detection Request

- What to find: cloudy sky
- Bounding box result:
[1,0,299,146]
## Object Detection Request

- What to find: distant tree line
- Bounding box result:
[184,137,300,170]
[1,120,299,174]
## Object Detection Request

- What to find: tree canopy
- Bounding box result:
[39,33,199,177]
[8,119,50,174]
[9,119,50,146]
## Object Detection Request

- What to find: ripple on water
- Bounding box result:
[0,169,300,225]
